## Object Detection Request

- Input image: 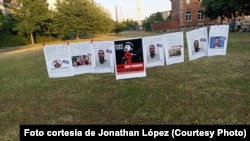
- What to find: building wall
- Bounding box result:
[180,0,214,28]
[151,20,180,32]
[171,0,180,20]
[151,0,216,32]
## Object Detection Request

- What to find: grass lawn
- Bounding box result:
[0,31,249,140]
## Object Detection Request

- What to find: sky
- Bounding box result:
[94,0,172,21]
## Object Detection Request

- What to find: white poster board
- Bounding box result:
[208,25,229,56]
[91,41,115,73]
[143,35,165,68]
[163,32,184,65]
[186,27,208,61]
[43,44,74,78]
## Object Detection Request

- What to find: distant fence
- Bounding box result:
[151,20,180,32]
[151,20,216,33]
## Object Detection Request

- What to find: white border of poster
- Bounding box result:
[143,35,165,68]
[163,31,184,65]
[43,44,74,78]
[69,42,93,75]
[186,27,208,61]
[114,37,146,80]
[91,41,115,73]
[208,25,229,56]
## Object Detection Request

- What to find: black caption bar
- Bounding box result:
[20,125,249,140]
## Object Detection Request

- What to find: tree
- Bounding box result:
[142,12,162,32]
[142,17,153,32]
[141,12,164,32]
[0,13,17,34]
[53,0,113,40]
[122,19,139,31]
[0,13,7,31]
[112,21,126,34]
[155,12,164,22]
[237,0,250,16]
[11,0,51,44]
[201,0,250,24]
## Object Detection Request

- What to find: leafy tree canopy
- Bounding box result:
[142,12,163,31]
[201,0,250,20]
[53,0,113,39]
[11,0,51,44]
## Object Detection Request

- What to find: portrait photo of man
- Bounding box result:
[210,36,224,48]
[96,49,110,67]
[193,40,200,53]
[147,44,160,62]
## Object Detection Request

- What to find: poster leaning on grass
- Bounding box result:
[186,27,208,61]
[208,25,229,56]
[163,31,184,65]
[114,37,146,80]
[43,44,74,78]
[91,40,115,73]
[143,35,165,68]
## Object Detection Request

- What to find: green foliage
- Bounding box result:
[236,0,250,16]
[155,12,164,22]
[142,17,154,31]
[112,22,126,34]
[142,19,152,32]
[201,0,250,21]
[34,34,59,43]
[0,33,28,47]
[0,13,17,34]
[53,0,113,39]
[121,19,139,31]
[166,15,171,21]
[142,12,164,31]
[0,13,5,30]
[11,0,51,44]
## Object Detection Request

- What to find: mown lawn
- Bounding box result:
[0,31,249,141]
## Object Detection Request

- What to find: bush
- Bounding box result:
[0,33,28,48]
[35,34,60,43]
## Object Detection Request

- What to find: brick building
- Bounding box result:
[151,0,216,32]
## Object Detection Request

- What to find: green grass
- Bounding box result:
[0,31,250,140]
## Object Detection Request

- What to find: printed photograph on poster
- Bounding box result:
[209,36,225,48]
[208,25,229,56]
[114,38,146,80]
[168,45,182,57]
[143,35,165,68]
[96,49,110,67]
[91,41,115,73]
[69,42,93,75]
[163,32,184,65]
[43,44,74,78]
[71,54,91,66]
[186,27,208,61]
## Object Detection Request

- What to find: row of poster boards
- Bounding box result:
[43,25,229,80]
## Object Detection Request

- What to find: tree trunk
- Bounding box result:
[220,15,223,24]
[30,32,34,44]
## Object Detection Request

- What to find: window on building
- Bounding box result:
[186,0,191,4]
[186,11,191,21]
[198,10,203,20]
